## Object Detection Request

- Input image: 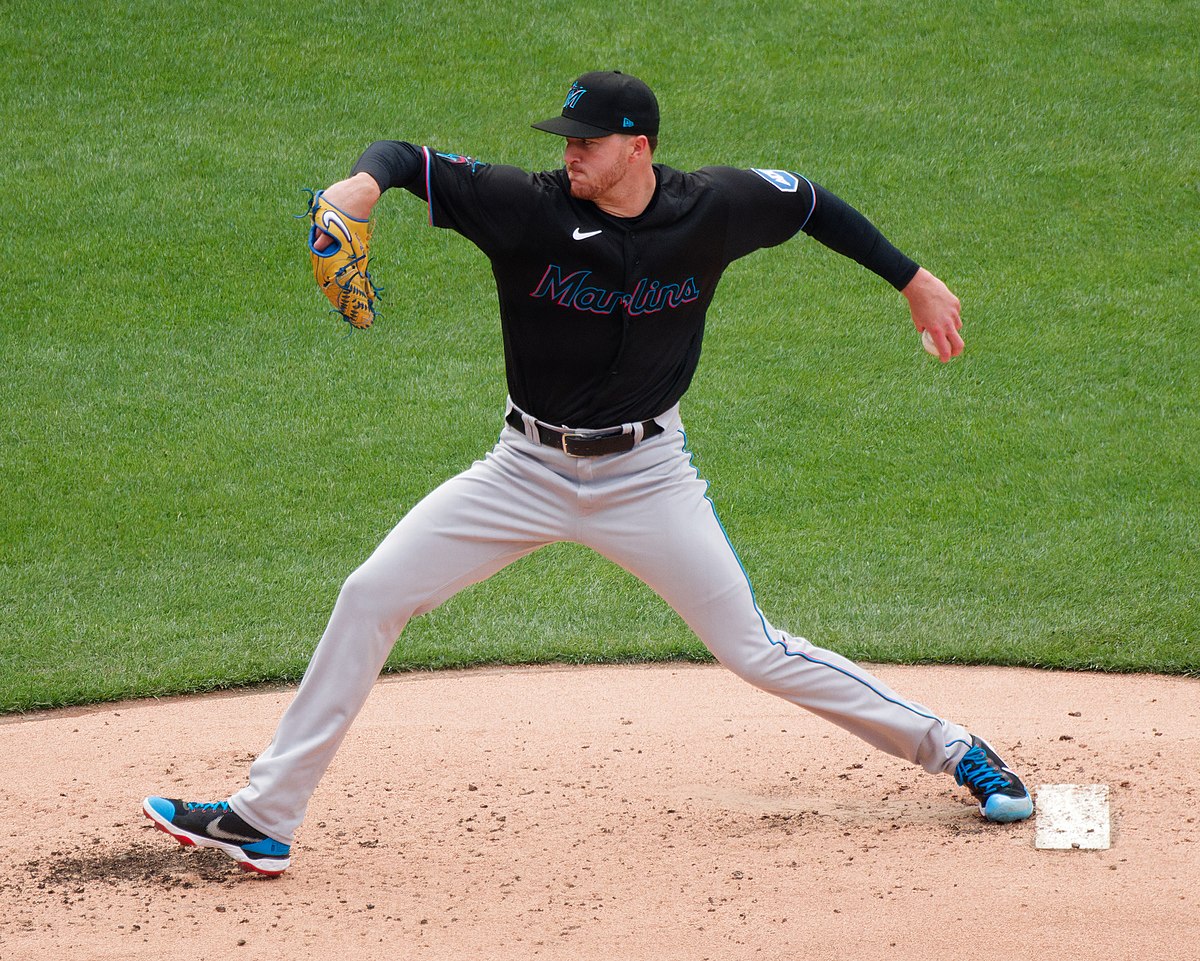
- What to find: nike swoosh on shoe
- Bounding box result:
[205,816,264,844]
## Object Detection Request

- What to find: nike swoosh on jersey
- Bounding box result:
[572,228,603,240]
[205,816,262,844]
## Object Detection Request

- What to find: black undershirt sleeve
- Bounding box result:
[350,140,425,196]
[802,182,920,291]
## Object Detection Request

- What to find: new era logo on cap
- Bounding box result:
[533,71,660,139]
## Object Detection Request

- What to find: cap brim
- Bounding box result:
[531,115,616,138]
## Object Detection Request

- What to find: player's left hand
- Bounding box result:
[301,187,379,329]
[902,267,963,363]
[311,172,383,251]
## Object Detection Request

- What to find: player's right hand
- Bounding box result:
[902,268,963,363]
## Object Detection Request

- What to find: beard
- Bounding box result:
[567,154,627,201]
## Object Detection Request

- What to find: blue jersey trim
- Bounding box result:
[422,145,435,227]
[798,175,817,232]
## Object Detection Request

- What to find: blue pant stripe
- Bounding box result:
[679,428,946,727]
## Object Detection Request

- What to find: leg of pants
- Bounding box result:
[575,418,972,775]
[231,436,578,843]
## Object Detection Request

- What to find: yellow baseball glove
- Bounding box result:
[302,189,379,329]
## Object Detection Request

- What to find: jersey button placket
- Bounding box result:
[623,231,641,320]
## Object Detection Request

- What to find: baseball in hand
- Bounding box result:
[921,329,939,357]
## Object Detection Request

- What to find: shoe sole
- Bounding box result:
[141,799,290,876]
[980,794,1036,823]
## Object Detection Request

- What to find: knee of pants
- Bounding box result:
[714,629,843,701]
[332,562,418,643]
[709,638,796,694]
[742,654,798,697]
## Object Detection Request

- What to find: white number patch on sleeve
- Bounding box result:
[751,168,800,192]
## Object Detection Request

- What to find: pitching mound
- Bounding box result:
[2,663,1196,959]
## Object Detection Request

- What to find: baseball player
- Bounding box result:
[143,70,1033,875]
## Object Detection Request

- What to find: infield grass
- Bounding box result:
[1,0,1197,711]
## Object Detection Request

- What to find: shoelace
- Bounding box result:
[955,747,1010,795]
[184,800,231,814]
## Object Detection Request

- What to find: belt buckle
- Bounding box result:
[561,431,588,457]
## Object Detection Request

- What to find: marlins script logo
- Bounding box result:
[530,264,701,316]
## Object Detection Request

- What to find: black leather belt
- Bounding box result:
[505,409,664,457]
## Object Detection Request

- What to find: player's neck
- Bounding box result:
[593,165,658,219]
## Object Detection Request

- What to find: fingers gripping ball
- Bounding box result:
[921,328,963,359]
[302,189,380,329]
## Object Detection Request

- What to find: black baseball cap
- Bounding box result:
[532,71,659,138]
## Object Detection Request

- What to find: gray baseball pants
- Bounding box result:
[231,403,972,844]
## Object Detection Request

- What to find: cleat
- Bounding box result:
[954,736,1035,823]
[142,796,291,875]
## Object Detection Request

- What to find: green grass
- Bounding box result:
[1,0,1197,711]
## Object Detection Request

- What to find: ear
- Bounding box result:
[628,134,651,162]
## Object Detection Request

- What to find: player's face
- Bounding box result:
[563,135,634,201]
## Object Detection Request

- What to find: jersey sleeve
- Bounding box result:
[418,148,544,254]
[703,166,919,290]
[700,166,819,260]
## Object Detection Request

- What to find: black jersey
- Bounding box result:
[354,142,918,428]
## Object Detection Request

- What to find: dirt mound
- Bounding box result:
[3,663,1196,960]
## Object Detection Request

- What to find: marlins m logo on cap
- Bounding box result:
[563,83,587,109]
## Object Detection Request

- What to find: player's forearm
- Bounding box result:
[801,183,919,290]
[315,141,422,229]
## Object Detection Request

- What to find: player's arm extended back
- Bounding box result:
[801,182,919,291]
